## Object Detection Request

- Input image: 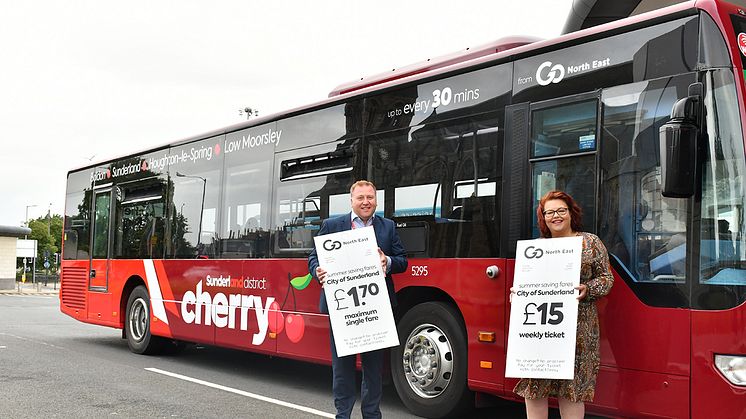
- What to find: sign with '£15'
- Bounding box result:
[506,236,582,379]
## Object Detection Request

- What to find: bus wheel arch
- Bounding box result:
[392,289,473,418]
[120,276,146,328]
[124,284,166,355]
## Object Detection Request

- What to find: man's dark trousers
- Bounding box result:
[330,327,384,419]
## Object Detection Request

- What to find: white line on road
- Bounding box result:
[0,346,6,349]
[145,367,335,418]
[0,332,65,349]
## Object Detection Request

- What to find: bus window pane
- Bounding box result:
[532,100,597,158]
[599,76,693,289]
[455,180,495,198]
[221,160,271,259]
[275,181,324,250]
[220,125,274,259]
[698,69,746,307]
[531,156,596,237]
[166,136,223,258]
[113,181,166,259]
[92,193,110,259]
[367,113,501,258]
[273,141,357,253]
[395,184,441,218]
[275,103,361,152]
[329,191,384,218]
[63,191,90,260]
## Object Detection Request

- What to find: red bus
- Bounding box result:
[61,1,746,417]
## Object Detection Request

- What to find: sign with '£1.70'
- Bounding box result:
[313,226,399,357]
[506,236,582,379]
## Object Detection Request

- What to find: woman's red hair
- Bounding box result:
[536,190,583,238]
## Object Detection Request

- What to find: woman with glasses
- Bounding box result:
[513,190,614,419]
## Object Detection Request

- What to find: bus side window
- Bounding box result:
[276,195,322,250]
[367,115,501,258]
[63,190,90,260]
[220,157,271,259]
[114,181,166,259]
[273,141,357,254]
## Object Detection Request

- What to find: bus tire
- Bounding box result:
[392,302,473,418]
[125,285,165,355]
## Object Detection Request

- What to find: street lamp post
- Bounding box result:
[44,203,53,284]
[46,202,52,235]
[23,204,37,283]
[176,172,207,256]
[24,204,37,239]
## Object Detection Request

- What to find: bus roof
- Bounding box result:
[327,36,542,97]
[72,0,705,175]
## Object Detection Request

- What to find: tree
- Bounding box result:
[26,214,63,271]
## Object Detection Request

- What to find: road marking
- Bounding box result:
[0,332,65,349]
[0,346,6,349]
[145,367,334,418]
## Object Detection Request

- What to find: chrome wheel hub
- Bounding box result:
[129,297,149,342]
[401,323,454,398]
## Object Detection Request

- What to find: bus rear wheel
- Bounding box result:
[392,302,472,418]
[125,285,165,355]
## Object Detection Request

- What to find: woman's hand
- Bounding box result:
[509,286,516,304]
[576,283,588,300]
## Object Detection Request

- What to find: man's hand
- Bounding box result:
[377,248,387,273]
[316,267,327,287]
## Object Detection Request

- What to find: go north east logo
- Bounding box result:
[536,61,565,86]
[322,239,342,251]
[527,58,612,87]
[524,246,544,259]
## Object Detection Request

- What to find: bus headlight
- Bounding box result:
[715,355,746,386]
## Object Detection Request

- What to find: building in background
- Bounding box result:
[0,226,32,289]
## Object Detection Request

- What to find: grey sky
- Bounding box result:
[0,0,570,226]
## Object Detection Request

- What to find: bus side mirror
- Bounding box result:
[659,92,701,198]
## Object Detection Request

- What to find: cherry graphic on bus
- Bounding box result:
[270,272,312,343]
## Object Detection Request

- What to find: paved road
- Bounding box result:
[0,294,559,418]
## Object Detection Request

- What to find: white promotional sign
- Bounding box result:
[314,226,399,357]
[16,239,37,258]
[505,236,583,379]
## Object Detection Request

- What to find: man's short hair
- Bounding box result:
[350,180,377,194]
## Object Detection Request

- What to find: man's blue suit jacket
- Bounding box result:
[308,213,408,314]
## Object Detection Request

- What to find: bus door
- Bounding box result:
[502,92,600,390]
[89,188,113,291]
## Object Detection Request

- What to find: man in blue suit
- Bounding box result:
[308,180,407,419]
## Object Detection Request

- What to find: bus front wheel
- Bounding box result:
[125,285,165,355]
[391,302,472,418]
